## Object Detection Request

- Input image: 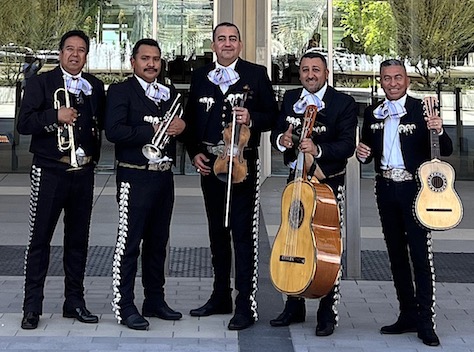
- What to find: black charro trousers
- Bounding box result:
[112,167,174,320]
[23,162,94,313]
[200,151,259,317]
[375,176,435,327]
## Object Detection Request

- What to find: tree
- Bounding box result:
[0,0,101,85]
[389,0,474,87]
[0,0,100,51]
[335,0,397,56]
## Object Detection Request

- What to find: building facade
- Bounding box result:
[1,0,473,180]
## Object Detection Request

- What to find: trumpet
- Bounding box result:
[54,75,80,170]
[142,93,183,162]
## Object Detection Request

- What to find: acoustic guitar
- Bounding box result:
[269,105,342,298]
[414,96,463,230]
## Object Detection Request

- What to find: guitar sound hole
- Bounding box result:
[289,200,304,229]
[427,172,447,192]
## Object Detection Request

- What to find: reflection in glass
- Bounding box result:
[87,0,214,75]
[157,1,213,61]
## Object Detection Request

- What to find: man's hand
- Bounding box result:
[165,116,186,136]
[425,115,443,134]
[193,153,211,176]
[57,106,78,125]
[279,124,294,149]
[299,138,318,156]
[233,106,250,126]
[356,142,371,161]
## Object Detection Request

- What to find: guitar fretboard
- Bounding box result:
[430,128,440,159]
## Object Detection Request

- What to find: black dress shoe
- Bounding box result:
[190,299,232,317]
[121,313,150,331]
[315,321,335,336]
[143,303,182,320]
[418,328,440,346]
[380,319,417,334]
[21,312,40,330]
[228,313,254,331]
[63,306,99,323]
[270,301,306,327]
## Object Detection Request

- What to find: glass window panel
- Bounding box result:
[270,0,474,180]
[88,0,153,71]
[157,0,214,62]
[271,0,328,175]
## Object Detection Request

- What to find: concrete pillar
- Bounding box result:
[215,0,273,180]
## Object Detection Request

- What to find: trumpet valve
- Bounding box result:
[158,135,171,150]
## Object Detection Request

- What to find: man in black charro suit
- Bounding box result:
[105,38,185,331]
[269,50,358,336]
[17,30,105,330]
[356,59,453,347]
[183,22,278,331]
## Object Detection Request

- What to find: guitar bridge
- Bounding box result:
[279,255,305,264]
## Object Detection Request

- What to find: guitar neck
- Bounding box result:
[294,151,305,180]
[430,128,441,159]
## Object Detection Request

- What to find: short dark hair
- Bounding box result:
[132,38,161,59]
[212,22,241,41]
[380,59,406,71]
[59,30,90,54]
[300,50,328,69]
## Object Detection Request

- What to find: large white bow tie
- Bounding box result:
[293,94,325,114]
[65,75,93,96]
[145,82,170,103]
[373,100,407,120]
[207,66,240,87]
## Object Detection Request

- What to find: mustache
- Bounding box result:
[144,68,158,72]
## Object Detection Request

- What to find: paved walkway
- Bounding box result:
[0,173,473,351]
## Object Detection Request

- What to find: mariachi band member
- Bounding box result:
[183,22,278,330]
[356,59,453,346]
[270,50,358,336]
[105,38,185,331]
[17,30,105,329]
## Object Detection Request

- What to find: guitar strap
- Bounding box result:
[305,154,326,181]
[306,153,346,181]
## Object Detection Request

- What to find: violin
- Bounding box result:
[213,86,250,184]
[213,86,251,227]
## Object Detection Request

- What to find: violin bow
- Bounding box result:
[224,86,250,227]
[224,105,238,227]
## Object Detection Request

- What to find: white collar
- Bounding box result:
[215,58,239,71]
[300,82,328,102]
[60,66,83,79]
[385,94,408,107]
[134,74,157,91]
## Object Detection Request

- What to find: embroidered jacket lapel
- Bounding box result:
[130,77,160,113]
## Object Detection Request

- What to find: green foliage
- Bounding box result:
[389,0,474,87]
[0,0,100,51]
[94,73,130,85]
[335,0,396,56]
[0,0,101,85]
[336,77,374,88]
